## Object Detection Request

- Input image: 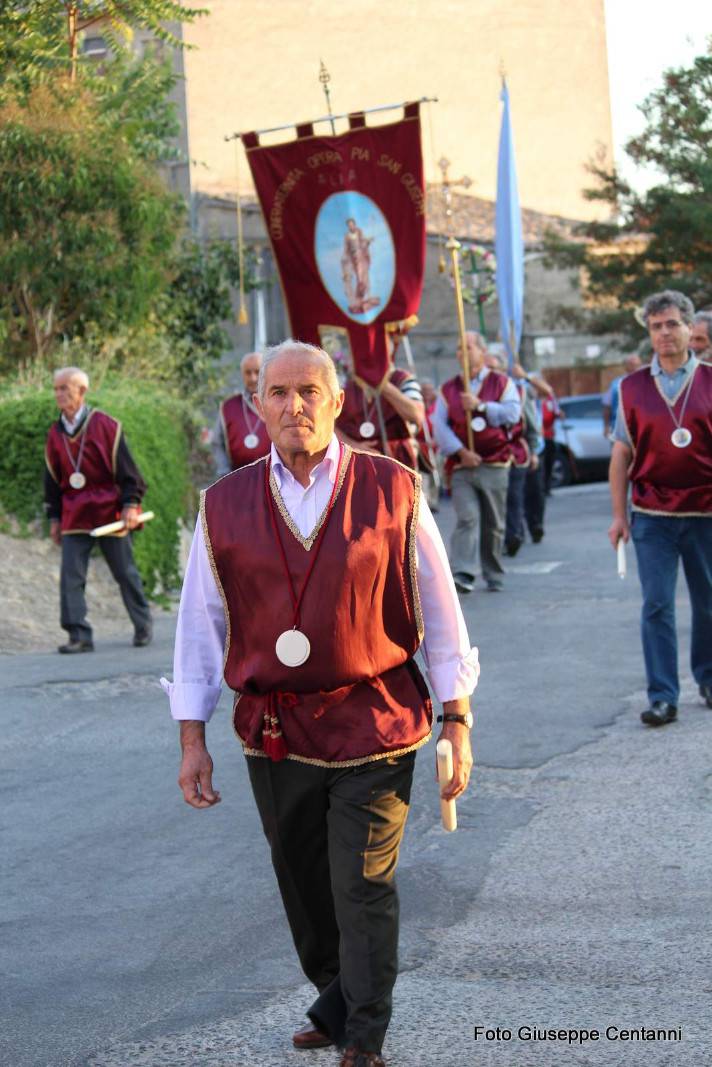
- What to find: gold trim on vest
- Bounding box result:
[268,444,352,550]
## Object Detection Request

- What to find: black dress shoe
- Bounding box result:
[504,536,522,557]
[58,640,94,654]
[699,684,712,709]
[133,627,153,648]
[640,701,677,727]
[531,527,544,543]
[292,1024,333,1049]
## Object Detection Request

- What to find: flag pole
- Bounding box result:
[318,60,336,134]
[439,157,474,452]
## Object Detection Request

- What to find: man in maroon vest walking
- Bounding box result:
[213,351,271,474]
[433,332,521,593]
[608,290,712,727]
[335,355,425,471]
[163,340,478,1067]
[44,367,152,653]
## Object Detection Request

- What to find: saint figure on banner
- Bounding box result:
[341,218,381,315]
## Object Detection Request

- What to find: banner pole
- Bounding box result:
[447,236,474,452]
[318,60,336,135]
[224,96,438,142]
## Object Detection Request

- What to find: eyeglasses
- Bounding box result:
[649,319,686,332]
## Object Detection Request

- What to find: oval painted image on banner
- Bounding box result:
[315,192,395,325]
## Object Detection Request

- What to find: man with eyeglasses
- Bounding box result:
[608,290,712,727]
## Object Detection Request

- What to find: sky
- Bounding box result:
[605,0,711,186]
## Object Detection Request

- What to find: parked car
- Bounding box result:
[551,393,610,487]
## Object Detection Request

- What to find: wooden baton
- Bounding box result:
[436,738,457,832]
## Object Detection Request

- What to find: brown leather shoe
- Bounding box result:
[292,1023,333,1049]
[340,1048,386,1067]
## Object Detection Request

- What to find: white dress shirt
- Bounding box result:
[162,436,479,720]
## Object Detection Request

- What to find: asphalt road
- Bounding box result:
[3,483,711,1067]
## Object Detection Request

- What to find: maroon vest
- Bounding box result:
[45,410,123,534]
[337,368,418,469]
[508,382,531,468]
[220,393,271,470]
[202,447,432,766]
[441,371,512,465]
[620,362,712,515]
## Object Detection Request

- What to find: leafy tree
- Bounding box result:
[0,2,205,86]
[0,85,181,366]
[544,50,712,343]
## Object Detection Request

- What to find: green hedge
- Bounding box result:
[0,381,192,595]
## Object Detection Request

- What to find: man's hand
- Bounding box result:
[608,516,630,548]
[460,392,480,412]
[529,453,540,472]
[50,519,61,546]
[121,505,141,531]
[436,717,473,801]
[178,721,221,809]
[454,448,482,469]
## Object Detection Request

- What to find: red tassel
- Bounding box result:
[262,699,289,761]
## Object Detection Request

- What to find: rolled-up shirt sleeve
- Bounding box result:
[483,378,521,426]
[433,395,464,457]
[415,497,480,702]
[160,518,226,721]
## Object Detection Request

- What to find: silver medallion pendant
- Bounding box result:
[471,416,487,432]
[671,427,692,448]
[244,433,259,449]
[275,628,311,668]
[359,420,376,439]
[69,471,86,489]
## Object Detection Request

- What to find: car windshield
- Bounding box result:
[560,396,602,419]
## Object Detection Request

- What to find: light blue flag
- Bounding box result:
[495,81,524,369]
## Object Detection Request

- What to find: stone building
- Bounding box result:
[93,1,624,391]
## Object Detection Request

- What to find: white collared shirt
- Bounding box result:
[162,435,479,719]
[61,405,87,435]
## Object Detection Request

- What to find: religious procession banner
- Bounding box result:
[242,103,426,386]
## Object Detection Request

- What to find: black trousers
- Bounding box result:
[524,463,546,536]
[247,751,415,1054]
[60,533,152,642]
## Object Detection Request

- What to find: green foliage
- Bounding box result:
[157,238,261,394]
[0,381,193,594]
[0,84,182,366]
[544,51,712,344]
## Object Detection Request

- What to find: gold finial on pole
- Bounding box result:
[318,60,336,134]
[439,158,474,451]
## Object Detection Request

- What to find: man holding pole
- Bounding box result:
[433,332,520,594]
[163,340,477,1067]
[335,355,425,470]
[608,290,712,727]
[44,367,152,652]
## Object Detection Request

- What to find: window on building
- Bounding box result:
[82,36,108,58]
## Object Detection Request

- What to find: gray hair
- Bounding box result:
[258,339,340,401]
[641,290,695,327]
[240,350,262,369]
[53,366,89,389]
[693,311,712,337]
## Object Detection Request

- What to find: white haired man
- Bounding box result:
[213,351,270,474]
[44,367,152,653]
[608,290,712,726]
[433,331,521,593]
[162,340,478,1067]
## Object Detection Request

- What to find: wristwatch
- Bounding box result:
[437,711,474,729]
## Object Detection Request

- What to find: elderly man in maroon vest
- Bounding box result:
[336,355,425,471]
[162,340,478,1067]
[609,290,712,727]
[433,332,521,593]
[213,351,271,474]
[44,367,152,653]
